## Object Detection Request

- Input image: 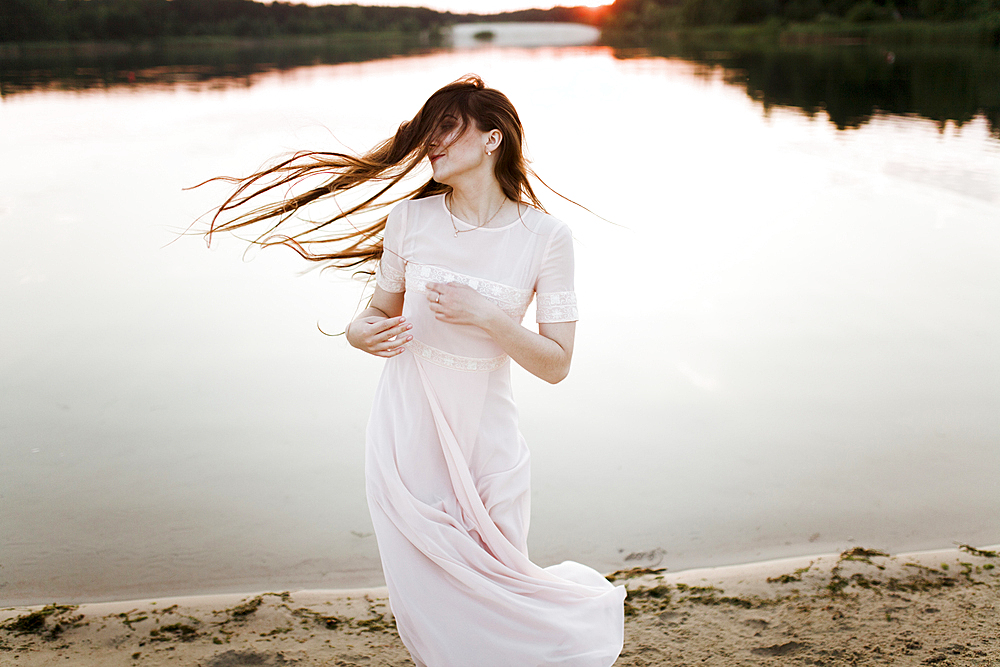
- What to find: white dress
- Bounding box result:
[365,194,625,667]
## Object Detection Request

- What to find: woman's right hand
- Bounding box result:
[347,315,412,357]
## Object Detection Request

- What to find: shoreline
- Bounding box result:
[603,19,1000,50]
[0,31,430,63]
[3,544,997,666]
[4,18,999,62]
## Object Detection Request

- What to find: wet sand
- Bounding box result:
[2,545,997,666]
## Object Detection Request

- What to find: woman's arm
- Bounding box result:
[347,286,412,357]
[488,317,575,385]
[424,282,575,384]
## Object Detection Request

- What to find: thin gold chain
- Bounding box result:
[446,192,506,238]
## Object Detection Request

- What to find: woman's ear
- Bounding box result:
[486,130,502,154]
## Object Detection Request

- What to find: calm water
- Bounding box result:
[2,27,999,606]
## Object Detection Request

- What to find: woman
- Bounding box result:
[208,75,625,666]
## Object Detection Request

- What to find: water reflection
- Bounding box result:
[0,22,600,96]
[0,34,432,95]
[2,39,999,606]
[5,31,998,140]
[624,41,1000,136]
[447,22,600,48]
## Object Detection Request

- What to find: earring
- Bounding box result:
[487,150,493,156]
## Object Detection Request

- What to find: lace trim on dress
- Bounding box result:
[376,261,405,293]
[536,291,579,323]
[407,264,533,320]
[408,339,509,373]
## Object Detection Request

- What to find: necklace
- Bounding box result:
[446,192,506,238]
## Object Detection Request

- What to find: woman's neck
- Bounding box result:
[448,183,510,228]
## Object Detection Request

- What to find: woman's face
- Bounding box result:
[427,115,493,185]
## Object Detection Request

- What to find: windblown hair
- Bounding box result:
[202,74,545,272]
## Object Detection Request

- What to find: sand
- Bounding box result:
[2,545,998,666]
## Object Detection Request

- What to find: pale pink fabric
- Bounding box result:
[366,195,625,666]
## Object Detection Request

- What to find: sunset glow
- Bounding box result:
[300,1,612,12]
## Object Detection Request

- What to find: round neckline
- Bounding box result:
[441,194,524,232]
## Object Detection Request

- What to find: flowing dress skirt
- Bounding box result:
[365,351,625,667]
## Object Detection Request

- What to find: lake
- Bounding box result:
[2,24,998,606]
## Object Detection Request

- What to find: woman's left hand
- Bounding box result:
[425,282,501,329]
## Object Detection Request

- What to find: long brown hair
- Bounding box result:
[201,75,546,272]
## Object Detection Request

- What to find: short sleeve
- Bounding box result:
[534,222,578,323]
[375,202,407,293]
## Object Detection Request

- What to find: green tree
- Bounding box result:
[846,0,894,21]
[1,0,55,41]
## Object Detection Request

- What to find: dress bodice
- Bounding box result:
[375,195,578,372]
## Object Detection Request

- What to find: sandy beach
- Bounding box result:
[3,545,997,666]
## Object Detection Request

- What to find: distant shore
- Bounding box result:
[0,30,429,61]
[3,545,997,666]
[4,17,999,63]
[604,19,1000,49]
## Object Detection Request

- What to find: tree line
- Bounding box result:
[606,0,1000,29]
[3,0,459,42]
[4,0,997,44]
[1,0,609,43]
